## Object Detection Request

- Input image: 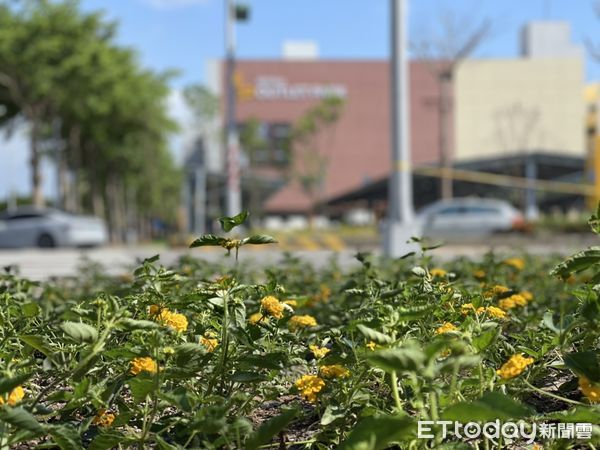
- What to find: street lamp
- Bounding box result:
[224,1,249,218]
[383,0,418,257]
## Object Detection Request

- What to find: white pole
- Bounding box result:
[384,0,417,257]
[225,0,241,218]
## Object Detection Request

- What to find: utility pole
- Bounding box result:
[384,0,417,257]
[225,0,241,218]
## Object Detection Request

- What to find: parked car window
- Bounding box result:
[437,206,463,215]
[463,206,500,214]
[6,214,44,220]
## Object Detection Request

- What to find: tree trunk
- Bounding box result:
[68,126,82,213]
[30,119,44,207]
[439,71,453,200]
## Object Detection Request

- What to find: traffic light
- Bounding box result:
[235,3,250,21]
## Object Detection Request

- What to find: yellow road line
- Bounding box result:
[294,235,321,250]
[320,233,346,251]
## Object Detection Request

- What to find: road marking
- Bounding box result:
[320,233,346,251]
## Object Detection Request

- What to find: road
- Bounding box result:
[0,233,594,280]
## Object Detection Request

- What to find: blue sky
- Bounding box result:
[1,0,599,200]
[81,0,600,87]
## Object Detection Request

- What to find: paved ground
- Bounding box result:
[0,233,596,279]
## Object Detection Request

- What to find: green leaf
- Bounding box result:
[472,328,499,352]
[367,347,425,374]
[589,204,600,234]
[543,406,600,423]
[356,324,393,344]
[230,371,268,383]
[550,247,600,278]
[22,303,41,317]
[337,415,414,450]
[320,405,345,426]
[48,425,81,450]
[245,408,298,450]
[89,431,130,450]
[242,235,278,245]
[60,321,98,344]
[19,335,54,357]
[442,392,532,421]
[397,305,436,322]
[174,343,207,367]
[543,312,560,333]
[129,374,156,403]
[0,373,31,395]
[218,211,249,232]
[118,318,163,331]
[436,355,481,374]
[189,234,227,248]
[238,353,286,370]
[0,407,44,433]
[564,351,600,382]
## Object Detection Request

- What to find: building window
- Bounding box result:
[238,121,291,167]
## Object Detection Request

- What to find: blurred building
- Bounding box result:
[206,58,447,216]
[586,83,600,207]
[201,22,587,225]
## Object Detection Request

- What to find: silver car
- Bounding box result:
[417,198,525,238]
[0,207,108,248]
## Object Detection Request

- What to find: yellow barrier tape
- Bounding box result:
[395,161,593,196]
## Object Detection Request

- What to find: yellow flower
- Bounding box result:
[261,296,284,319]
[248,312,266,325]
[461,303,474,314]
[283,300,297,307]
[511,294,527,306]
[504,258,525,270]
[200,333,219,353]
[288,315,318,331]
[579,376,600,403]
[430,268,447,278]
[485,306,507,319]
[435,322,458,334]
[520,291,533,302]
[498,297,516,310]
[499,294,527,310]
[92,409,116,428]
[130,357,157,375]
[0,386,24,406]
[366,341,378,351]
[319,285,331,301]
[320,364,350,379]
[473,269,486,279]
[309,345,330,359]
[154,309,188,332]
[461,303,484,315]
[496,354,534,379]
[295,375,325,403]
[484,284,510,299]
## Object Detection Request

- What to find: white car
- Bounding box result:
[416,198,525,238]
[0,208,108,248]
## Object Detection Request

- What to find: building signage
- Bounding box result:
[234,72,347,102]
[254,76,347,101]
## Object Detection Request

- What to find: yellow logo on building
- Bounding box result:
[234,71,255,102]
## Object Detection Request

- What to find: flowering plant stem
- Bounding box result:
[522,379,585,406]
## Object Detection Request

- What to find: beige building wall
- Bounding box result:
[455,58,585,160]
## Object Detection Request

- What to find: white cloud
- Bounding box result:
[138,0,211,10]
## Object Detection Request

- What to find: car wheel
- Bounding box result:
[37,233,56,248]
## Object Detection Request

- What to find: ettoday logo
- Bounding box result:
[417,420,593,445]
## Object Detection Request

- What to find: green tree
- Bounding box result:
[0,0,181,241]
[291,95,344,223]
